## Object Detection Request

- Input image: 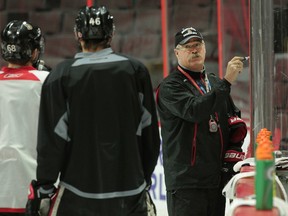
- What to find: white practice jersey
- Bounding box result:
[0,66,49,212]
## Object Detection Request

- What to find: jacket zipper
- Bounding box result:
[215,112,224,157]
[191,123,198,166]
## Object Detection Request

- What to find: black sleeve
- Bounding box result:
[134,61,161,185]
[36,61,71,185]
[228,95,241,117]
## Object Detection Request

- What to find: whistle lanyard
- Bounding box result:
[177,66,211,95]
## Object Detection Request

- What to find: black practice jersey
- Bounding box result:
[36,48,160,199]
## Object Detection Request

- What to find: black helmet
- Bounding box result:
[1,20,44,64]
[74,6,114,40]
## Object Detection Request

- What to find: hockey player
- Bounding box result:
[0,20,49,215]
[25,5,160,216]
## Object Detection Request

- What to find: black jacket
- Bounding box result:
[157,66,235,190]
[36,48,160,199]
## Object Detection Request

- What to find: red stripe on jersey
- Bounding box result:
[0,208,25,213]
[0,66,40,81]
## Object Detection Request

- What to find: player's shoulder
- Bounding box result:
[116,52,146,68]
[29,69,49,82]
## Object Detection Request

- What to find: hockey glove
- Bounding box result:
[228,116,247,144]
[25,180,57,216]
[223,115,246,185]
[221,145,245,186]
[146,189,157,216]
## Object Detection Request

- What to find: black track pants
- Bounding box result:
[166,188,224,216]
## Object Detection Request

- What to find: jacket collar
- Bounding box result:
[74,48,113,59]
[178,64,206,79]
